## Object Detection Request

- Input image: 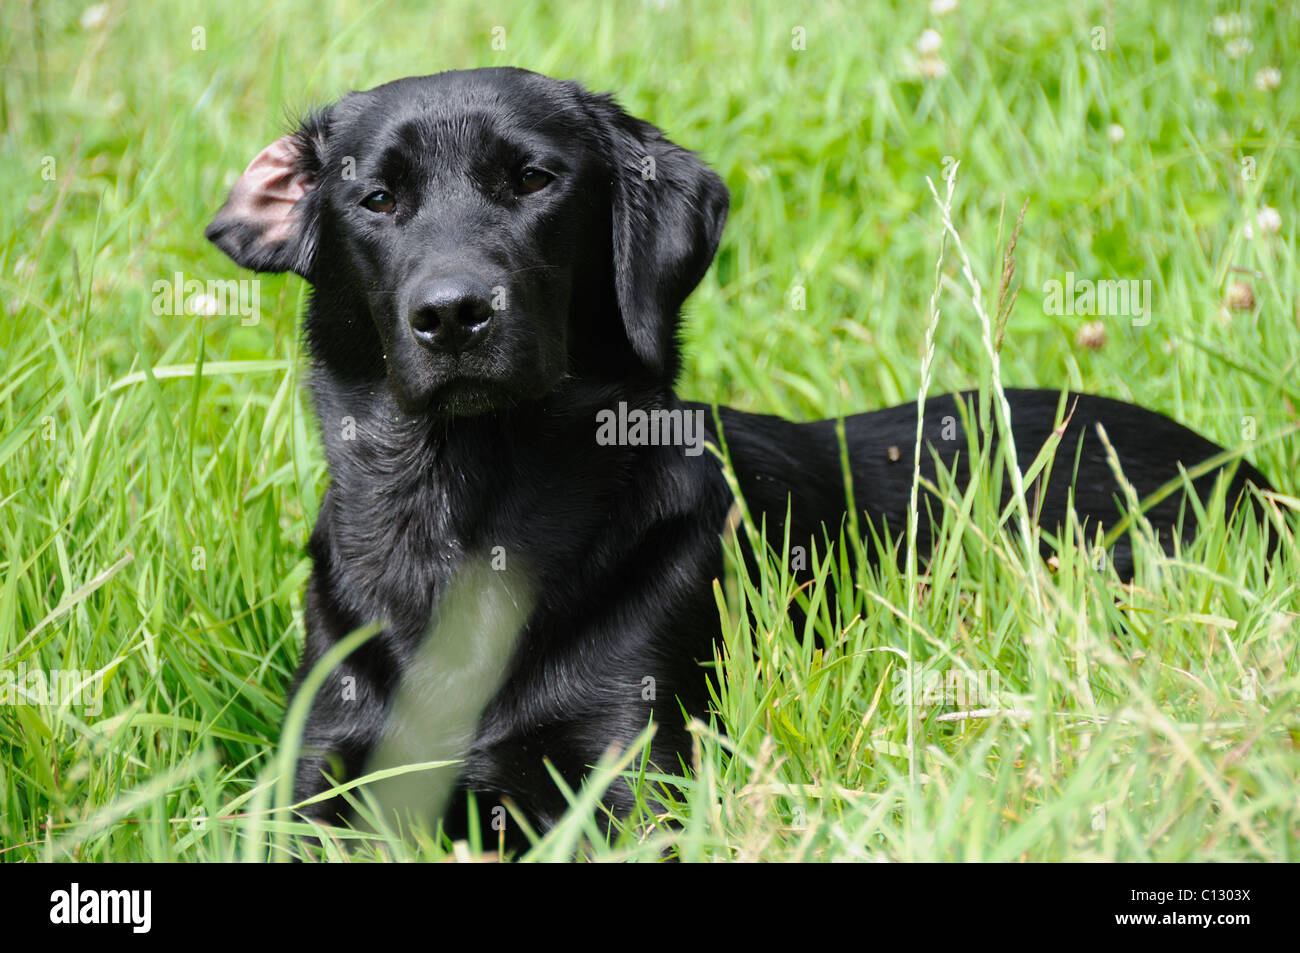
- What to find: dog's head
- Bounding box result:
[206,67,729,416]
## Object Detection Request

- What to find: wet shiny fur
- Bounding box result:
[207,68,1269,850]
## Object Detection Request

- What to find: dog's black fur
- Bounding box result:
[207,67,1270,849]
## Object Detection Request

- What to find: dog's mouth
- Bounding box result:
[395,377,513,418]
[437,379,510,416]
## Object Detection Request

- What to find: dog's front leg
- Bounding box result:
[287,570,394,824]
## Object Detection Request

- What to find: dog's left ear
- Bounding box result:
[591,95,730,379]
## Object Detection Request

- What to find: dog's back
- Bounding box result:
[707,389,1270,579]
[206,69,1273,848]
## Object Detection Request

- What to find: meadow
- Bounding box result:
[1,0,1297,861]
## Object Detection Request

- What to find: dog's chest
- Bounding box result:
[360,556,535,825]
[323,438,491,633]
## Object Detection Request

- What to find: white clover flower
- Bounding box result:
[190,294,220,316]
[1211,14,1252,38]
[1245,205,1281,239]
[1075,321,1106,351]
[917,56,949,79]
[1225,37,1253,59]
[1106,123,1125,145]
[930,0,958,15]
[1254,66,1281,91]
[80,3,110,30]
[1227,281,1255,312]
[916,28,943,56]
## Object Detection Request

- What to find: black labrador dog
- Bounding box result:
[207,67,1269,847]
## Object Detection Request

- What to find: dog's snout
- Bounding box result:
[408,278,494,350]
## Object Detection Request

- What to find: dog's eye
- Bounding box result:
[516,168,553,194]
[361,190,396,213]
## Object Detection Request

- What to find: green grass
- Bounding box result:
[2,0,1298,861]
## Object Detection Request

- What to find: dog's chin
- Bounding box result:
[394,378,512,419]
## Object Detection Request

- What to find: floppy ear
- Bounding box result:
[592,96,730,379]
[205,115,328,278]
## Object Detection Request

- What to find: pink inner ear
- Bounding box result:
[223,135,315,244]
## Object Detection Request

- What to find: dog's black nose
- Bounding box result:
[408,279,494,351]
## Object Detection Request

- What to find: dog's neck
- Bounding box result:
[304,366,707,637]
[308,367,687,522]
